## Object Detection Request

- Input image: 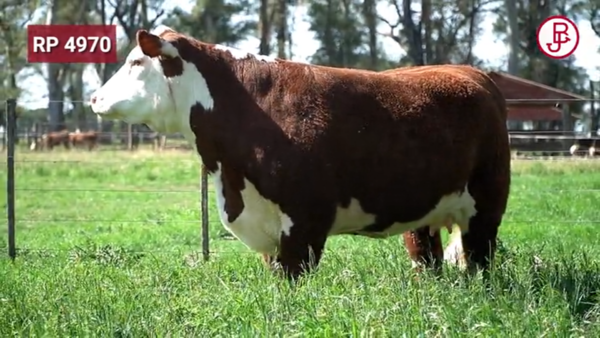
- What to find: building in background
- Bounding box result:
[488,72,590,155]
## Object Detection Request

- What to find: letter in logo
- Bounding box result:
[546,22,570,52]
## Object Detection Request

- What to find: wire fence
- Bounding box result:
[3,97,600,260]
[2,98,211,261]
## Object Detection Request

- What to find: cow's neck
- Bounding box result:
[214,56,281,101]
[186,53,291,176]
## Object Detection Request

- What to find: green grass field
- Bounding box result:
[1,149,600,336]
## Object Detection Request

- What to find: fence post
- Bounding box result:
[6,99,17,260]
[201,165,210,261]
[591,80,598,136]
[127,123,133,150]
[1,109,5,152]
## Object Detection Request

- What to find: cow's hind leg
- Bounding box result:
[403,227,443,275]
[458,156,510,274]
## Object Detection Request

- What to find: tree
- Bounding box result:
[583,0,600,38]
[505,0,519,75]
[163,0,256,45]
[362,0,379,69]
[45,0,68,132]
[308,0,367,67]
[0,0,38,102]
[380,0,492,66]
[275,0,289,58]
[258,0,274,55]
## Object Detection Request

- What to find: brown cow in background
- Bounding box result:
[30,129,99,151]
[30,130,71,151]
[69,129,99,151]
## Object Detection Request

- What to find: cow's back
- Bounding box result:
[381,65,506,118]
[377,65,509,176]
[317,65,503,180]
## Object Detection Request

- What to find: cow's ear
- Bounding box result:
[136,30,163,58]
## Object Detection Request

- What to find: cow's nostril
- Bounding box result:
[91,96,97,104]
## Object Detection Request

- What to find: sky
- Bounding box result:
[15,0,600,110]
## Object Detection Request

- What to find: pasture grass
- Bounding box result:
[1,149,600,336]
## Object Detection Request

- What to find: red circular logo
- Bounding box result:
[536,15,579,60]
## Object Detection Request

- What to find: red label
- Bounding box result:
[27,25,118,63]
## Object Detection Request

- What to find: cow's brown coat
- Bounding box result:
[69,130,99,151]
[135,29,511,279]
[36,130,71,151]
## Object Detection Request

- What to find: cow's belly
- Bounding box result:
[212,166,476,253]
[329,186,477,237]
[212,167,288,255]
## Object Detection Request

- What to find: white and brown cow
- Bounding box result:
[90,26,511,280]
[69,129,99,151]
[31,130,71,151]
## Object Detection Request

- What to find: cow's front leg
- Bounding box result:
[403,226,444,275]
[276,225,328,280]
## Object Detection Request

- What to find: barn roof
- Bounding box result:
[488,72,587,100]
[508,106,562,121]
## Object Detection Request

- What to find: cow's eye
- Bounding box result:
[131,59,143,66]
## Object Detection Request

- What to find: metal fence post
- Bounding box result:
[201,165,210,261]
[6,98,17,260]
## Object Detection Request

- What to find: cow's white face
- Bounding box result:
[90,47,172,126]
[90,26,214,134]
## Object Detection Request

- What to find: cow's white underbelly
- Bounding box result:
[212,165,289,255]
[212,163,477,255]
[334,190,477,238]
